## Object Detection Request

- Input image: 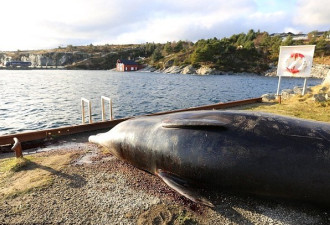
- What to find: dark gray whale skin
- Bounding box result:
[89,110,330,207]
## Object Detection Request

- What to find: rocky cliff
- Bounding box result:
[0,52,91,68]
[0,47,145,70]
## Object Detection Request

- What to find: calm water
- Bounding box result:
[0,70,322,135]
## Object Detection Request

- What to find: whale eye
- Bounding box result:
[162,119,227,129]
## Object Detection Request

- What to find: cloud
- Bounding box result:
[94,0,257,44]
[0,0,328,51]
[294,0,330,27]
[246,11,290,33]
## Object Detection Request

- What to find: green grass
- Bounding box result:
[0,152,75,199]
[243,85,330,122]
[0,156,34,174]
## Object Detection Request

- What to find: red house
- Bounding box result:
[116,59,142,72]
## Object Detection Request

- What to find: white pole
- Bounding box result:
[276,76,282,96]
[81,99,85,124]
[81,98,92,124]
[101,96,112,121]
[110,98,113,120]
[302,78,308,96]
[101,98,105,121]
[88,101,92,124]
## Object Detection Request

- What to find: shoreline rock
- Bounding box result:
[181,65,196,74]
[142,63,329,79]
[322,71,330,86]
[146,65,255,76]
[261,85,330,103]
[264,64,330,79]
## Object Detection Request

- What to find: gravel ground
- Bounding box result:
[1,143,329,225]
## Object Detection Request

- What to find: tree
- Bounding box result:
[282,35,294,46]
[244,40,255,50]
[164,42,173,54]
[151,48,163,62]
[308,30,318,44]
[315,36,328,57]
[144,42,157,56]
[67,45,74,52]
[258,32,271,54]
[246,29,257,41]
[269,36,282,61]
[173,41,183,53]
[236,33,246,46]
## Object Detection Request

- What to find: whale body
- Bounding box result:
[89,110,330,207]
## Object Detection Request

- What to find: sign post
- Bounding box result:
[276,45,315,97]
[276,76,282,96]
[302,78,308,95]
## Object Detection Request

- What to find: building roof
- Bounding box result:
[117,59,138,65]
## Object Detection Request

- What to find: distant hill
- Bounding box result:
[1,30,329,72]
[0,44,151,70]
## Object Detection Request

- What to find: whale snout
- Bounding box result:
[88,129,125,160]
[88,132,117,149]
[88,133,105,145]
[88,135,97,143]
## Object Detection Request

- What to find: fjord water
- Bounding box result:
[0,70,322,135]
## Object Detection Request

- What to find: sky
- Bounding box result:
[0,0,329,51]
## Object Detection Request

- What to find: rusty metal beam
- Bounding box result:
[0,97,262,146]
[149,97,262,116]
[0,118,127,146]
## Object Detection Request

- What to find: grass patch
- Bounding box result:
[0,152,75,199]
[243,85,330,122]
[0,156,32,174]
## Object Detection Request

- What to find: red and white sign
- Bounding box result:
[277,45,315,77]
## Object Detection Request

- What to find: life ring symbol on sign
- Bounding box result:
[284,53,308,74]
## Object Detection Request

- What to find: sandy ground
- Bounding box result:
[1,142,330,225]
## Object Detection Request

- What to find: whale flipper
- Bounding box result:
[162,119,227,129]
[157,170,215,208]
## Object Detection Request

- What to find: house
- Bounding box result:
[292,33,308,41]
[116,59,141,72]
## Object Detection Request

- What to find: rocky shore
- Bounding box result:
[139,65,258,76]
[262,72,330,102]
[139,63,330,78]
[264,64,330,79]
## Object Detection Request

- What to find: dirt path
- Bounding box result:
[1,144,329,225]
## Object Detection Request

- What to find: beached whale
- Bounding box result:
[89,110,330,207]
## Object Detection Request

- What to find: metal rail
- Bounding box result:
[0,97,262,147]
[101,96,113,121]
[81,98,92,124]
